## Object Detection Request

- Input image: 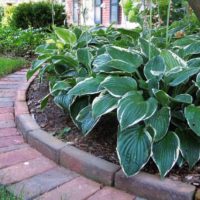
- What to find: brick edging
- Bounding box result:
[14,73,197,200]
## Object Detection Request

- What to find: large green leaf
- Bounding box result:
[168,68,200,86]
[185,105,200,136]
[92,93,118,118]
[187,58,200,68]
[51,80,71,94]
[176,130,200,168]
[54,27,77,46]
[139,38,160,58]
[76,105,100,135]
[153,132,180,177]
[68,76,104,96]
[117,91,157,130]
[172,94,193,104]
[153,89,170,106]
[182,41,200,57]
[77,48,93,70]
[161,50,187,71]
[146,107,171,142]
[144,55,166,80]
[100,76,137,97]
[117,126,152,176]
[107,46,143,68]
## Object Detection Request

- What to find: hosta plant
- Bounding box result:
[28,25,200,178]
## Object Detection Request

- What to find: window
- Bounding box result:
[94,0,102,24]
[73,0,79,23]
[110,0,119,23]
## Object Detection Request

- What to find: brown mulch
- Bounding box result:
[27,77,200,188]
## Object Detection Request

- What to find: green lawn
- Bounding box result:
[0,57,27,77]
[0,187,22,200]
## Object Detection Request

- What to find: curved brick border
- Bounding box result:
[15,74,197,200]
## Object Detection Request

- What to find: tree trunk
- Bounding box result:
[188,0,200,20]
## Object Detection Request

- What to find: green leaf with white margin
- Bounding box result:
[139,38,160,59]
[117,126,152,176]
[77,48,93,70]
[185,105,200,136]
[92,93,118,118]
[187,58,200,68]
[176,129,200,168]
[144,55,166,80]
[51,80,71,94]
[54,93,74,111]
[40,93,51,110]
[169,67,200,87]
[54,27,77,46]
[182,41,200,57]
[146,107,171,142]
[172,94,193,104]
[153,89,170,106]
[68,76,104,96]
[152,132,180,177]
[117,91,157,130]
[100,76,137,97]
[76,105,100,135]
[161,50,187,71]
[107,46,143,68]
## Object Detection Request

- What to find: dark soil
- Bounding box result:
[27,77,200,188]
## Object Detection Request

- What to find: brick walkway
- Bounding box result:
[0,69,136,200]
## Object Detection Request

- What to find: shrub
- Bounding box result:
[28,21,200,178]
[10,2,65,29]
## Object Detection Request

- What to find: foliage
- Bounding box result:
[0,27,48,57]
[1,5,15,27]
[0,57,27,77]
[28,19,200,177]
[9,2,65,29]
[0,6,4,24]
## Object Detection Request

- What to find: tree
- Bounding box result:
[188,0,200,19]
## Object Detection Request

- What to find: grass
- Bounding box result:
[0,186,22,200]
[0,57,27,77]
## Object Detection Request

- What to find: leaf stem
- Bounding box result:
[166,0,171,47]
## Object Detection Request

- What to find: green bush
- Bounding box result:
[28,21,200,178]
[0,26,48,56]
[10,2,65,29]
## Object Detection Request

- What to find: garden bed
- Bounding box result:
[27,77,200,189]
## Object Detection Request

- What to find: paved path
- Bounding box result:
[0,69,136,200]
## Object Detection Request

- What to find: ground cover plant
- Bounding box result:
[28,1,200,178]
[0,57,27,77]
[0,186,22,200]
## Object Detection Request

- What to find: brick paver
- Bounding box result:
[0,70,135,200]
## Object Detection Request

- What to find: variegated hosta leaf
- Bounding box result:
[182,41,200,57]
[76,105,100,135]
[54,92,74,111]
[185,105,200,136]
[187,58,200,68]
[77,48,93,70]
[172,94,193,104]
[117,126,152,176]
[92,93,118,118]
[153,132,180,177]
[51,80,71,94]
[100,76,137,97]
[68,76,104,96]
[93,54,112,72]
[107,46,143,68]
[139,38,161,58]
[144,55,166,80]
[176,130,200,168]
[153,89,170,106]
[146,107,171,142]
[161,50,187,71]
[54,27,77,46]
[117,91,157,130]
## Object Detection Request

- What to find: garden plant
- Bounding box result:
[28,0,200,178]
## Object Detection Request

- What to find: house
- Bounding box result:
[66,0,137,28]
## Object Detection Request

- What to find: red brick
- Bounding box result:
[36,177,100,200]
[0,120,15,128]
[0,113,14,120]
[0,84,19,89]
[0,135,24,148]
[0,147,41,169]
[0,77,26,82]
[0,144,29,154]
[16,90,26,102]
[0,157,56,185]
[0,101,13,108]
[0,128,19,137]
[0,90,16,97]
[88,187,134,200]
[0,107,13,114]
